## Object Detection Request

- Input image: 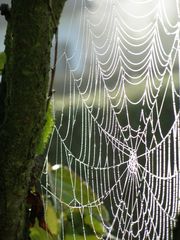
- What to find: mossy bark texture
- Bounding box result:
[0,1,66,239]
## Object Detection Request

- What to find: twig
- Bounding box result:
[46,0,59,111]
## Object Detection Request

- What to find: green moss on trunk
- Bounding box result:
[0,1,66,239]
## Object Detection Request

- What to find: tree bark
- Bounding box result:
[0,1,66,239]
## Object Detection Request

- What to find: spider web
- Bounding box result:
[42,0,180,239]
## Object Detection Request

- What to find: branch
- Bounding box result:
[0,1,67,239]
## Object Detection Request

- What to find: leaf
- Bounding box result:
[0,52,6,73]
[30,201,59,240]
[49,165,109,222]
[64,208,106,236]
[30,223,55,240]
[36,104,54,155]
[84,215,106,234]
[65,208,86,235]
[46,201,59,235]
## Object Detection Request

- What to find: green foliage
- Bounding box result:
[0,52,6,74]
[49,165,109,223]
[36,104,54,155]
[46,201,59,235]
[30,225,54,240]
[30,166,110,240]
[61,208,106,238]
[84,215,105,234]
[30,202,58,240]
[49,165,109,239]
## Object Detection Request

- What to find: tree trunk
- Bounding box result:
[0,1,66,239]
